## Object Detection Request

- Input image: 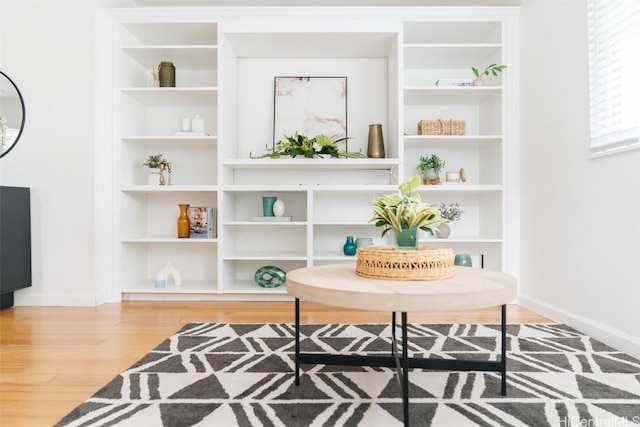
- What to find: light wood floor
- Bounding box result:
[0,301,550,426]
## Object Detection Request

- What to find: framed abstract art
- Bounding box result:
[273,76,348,150]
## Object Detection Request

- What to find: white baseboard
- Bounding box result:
[519,295,640,360]
[14,293,101,307]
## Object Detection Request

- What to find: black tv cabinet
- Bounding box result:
[0,186,32,309]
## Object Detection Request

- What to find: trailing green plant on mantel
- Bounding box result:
[369,174,445,238]
[250,133,365,159]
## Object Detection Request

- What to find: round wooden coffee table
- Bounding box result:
[286,263,517,427]
[286,262,516,312]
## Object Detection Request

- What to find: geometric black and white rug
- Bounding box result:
[55,323,640,427]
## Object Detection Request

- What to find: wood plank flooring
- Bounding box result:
[0,301,550,426]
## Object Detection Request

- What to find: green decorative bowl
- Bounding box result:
[254,266,286,288]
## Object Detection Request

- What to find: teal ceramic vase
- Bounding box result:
[262,196,277,216]
[343,236,357,256]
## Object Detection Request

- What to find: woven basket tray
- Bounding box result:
[418,119,466,136]
[356,245,455,281]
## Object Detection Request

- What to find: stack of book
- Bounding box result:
[434,78,474,87]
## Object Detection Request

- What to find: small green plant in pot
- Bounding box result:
[417,154,445,185]
[471,64,507,86]
[369,174,446,249]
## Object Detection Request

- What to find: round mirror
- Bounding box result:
[0,71,26,159]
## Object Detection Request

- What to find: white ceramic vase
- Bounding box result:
[273,198,285,217]
[148,170,160,185]
[436,222,451,238]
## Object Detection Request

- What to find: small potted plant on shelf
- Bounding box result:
[417,154,445,185]
[471,64,507,86]
[436,203,465,238]
[143,154,169,185]
[250,133,365,159]
[369,174,446,249]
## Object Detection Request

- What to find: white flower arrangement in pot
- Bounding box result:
[143,154,169,185]
[436,203,465,238]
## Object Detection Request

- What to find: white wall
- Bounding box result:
[519,0,640,358]
[0,1,99,305]
[1,0,638,359]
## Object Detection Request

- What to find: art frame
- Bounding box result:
[273,76,348,151]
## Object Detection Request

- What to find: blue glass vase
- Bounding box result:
[343,236,357,256]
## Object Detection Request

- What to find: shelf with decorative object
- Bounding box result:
[121,46,218,73]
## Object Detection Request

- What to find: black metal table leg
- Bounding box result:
[402,312,409,426]
[501,304,507,396]
[391,311,397,355]
[295,298,300,386]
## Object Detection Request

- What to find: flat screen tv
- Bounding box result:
[0,186,32,308]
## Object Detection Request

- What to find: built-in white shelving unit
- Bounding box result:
[99,7,519,301]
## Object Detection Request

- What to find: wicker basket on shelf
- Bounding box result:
[356,245,455,281]
[418,119,466,136]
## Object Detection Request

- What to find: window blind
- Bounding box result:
[588,0,640,154]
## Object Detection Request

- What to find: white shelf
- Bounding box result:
[314,220,371,225]
[122,136,217,149]
[223,251,307,260]
[404,21,502,45]
[121,185,218,192]
[404,86,501,105]
[222,280,289,294]
[122,45,218,69]
[415,185,503,193]
[122,279,219,294]
[404,44,501,68]
[421,237,502,243]
[225,32,397,58]
[121,22,218,46]
[313,251,360,260]
[224,221,307,226]
[224,158,399,171]
[121,87,218,106]
[122,236,218,243]
[404,135,502,149]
